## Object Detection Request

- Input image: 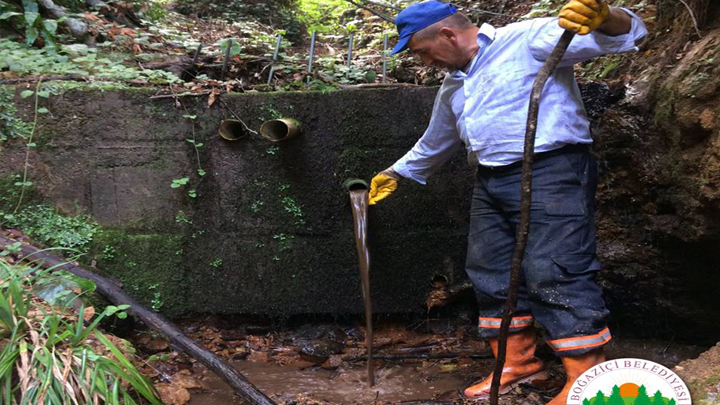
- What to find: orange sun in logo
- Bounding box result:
[619,383,640,397]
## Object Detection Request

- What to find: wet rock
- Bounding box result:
[297,339,345,364]
[343,326,365,342]
[140,337,170,354]
[232,348,250,360]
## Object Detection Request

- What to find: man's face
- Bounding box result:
[407,30,464,71]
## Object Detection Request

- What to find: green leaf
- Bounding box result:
[27,142,36,147]
[182,114,197,120]
[194,143,203,147]
[22,0,39,26]
[24,24,38,45]
[37,108,48,114]
[188,189,197,198]
[171,177,189,188]
[37,90,50,98]
[20,90,34,99]
[185,139,195,144]
[197,168,206,176]
[43,19,57,34]
[0,11,22,20]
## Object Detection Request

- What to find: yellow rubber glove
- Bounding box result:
[369,171,399,205]
[559,0,610,35]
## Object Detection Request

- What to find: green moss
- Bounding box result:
[86,230,188,316]
[336,147,373,181]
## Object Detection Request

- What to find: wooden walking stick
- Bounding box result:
[488,28,577,405]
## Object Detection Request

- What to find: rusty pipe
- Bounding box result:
[259,118,300,142]
[218,119,249,141]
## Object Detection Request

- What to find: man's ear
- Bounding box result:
[438,27,458,44]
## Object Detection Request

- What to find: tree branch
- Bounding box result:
[343,0,395,23]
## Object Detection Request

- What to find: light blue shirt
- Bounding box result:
[393,10,648,184]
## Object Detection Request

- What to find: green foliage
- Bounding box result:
[171,177,189,188]
[148,283,163,311]
[2,205,98,253]
[209,258,222,268]
[520,0,565,20]
[0,0,60,46]
[272,233,294,252]
[281,196,304,224]
[0,259,162,404]
[0,38,181,83]
[0,87,33,142]
[297,0,352,34]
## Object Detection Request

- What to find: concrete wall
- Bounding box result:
[1,86,474,316]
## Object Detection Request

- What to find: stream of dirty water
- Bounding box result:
[190,360,467,404]
[349,188,374,387]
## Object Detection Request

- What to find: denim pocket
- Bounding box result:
[551,254,601,275]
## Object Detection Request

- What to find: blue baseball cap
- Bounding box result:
[391,1,457,55]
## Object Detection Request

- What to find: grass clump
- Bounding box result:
[0,257,162,404]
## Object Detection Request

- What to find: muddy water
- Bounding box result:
[349,188,374,386]
[190,360,467,405]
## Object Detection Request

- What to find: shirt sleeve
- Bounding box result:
[392,84,462,185]
[527,8,648,67]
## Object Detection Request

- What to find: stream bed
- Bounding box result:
[133,319,707,405]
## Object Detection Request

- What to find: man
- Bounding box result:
[368,1,647,404]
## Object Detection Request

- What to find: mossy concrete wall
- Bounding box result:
[1,86,473,316]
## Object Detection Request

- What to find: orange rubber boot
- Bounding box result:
[546,348,606,405]
[464,328,549,398]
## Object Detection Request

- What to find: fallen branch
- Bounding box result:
[0,234,277,405]
[677,0,702,38]
[360,0,400,11]
[343,0,395,23]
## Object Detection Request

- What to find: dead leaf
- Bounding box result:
[155,383,191,405]
[83,306,95,322]
[208,88,219,106]
[170,370,202,390]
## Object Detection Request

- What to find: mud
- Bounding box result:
[129,317,708,405]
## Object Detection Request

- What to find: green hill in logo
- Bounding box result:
[582,385,676,405]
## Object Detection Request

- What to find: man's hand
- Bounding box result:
[559,0,610,35]
[369,168,400,205]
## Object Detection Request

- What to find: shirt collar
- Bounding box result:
[451,23,496,78]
